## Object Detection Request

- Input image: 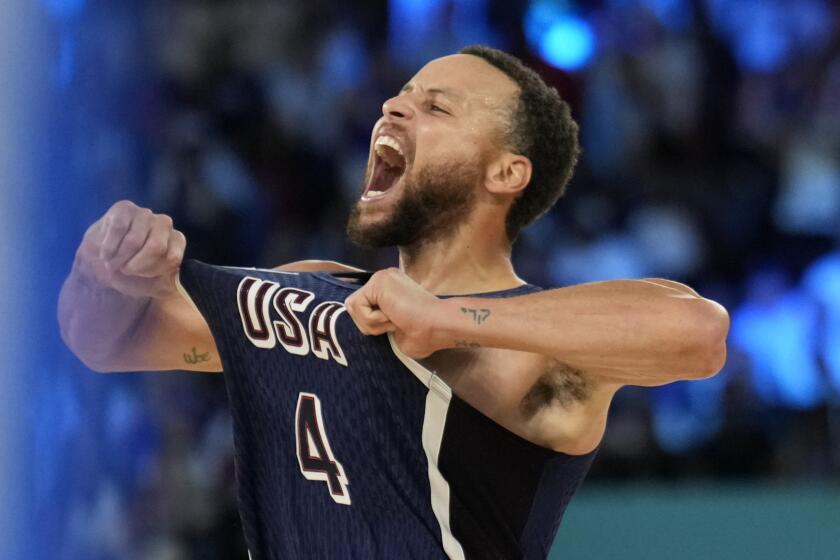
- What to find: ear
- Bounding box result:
[485,153,532,196]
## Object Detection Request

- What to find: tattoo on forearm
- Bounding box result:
[183,347,210,364]
[460,307,491,325]
[454,340,481,348]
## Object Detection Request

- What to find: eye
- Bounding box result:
[430,104,450,115]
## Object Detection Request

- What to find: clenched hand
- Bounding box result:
[75,200,186,299]
[344,268,449,359]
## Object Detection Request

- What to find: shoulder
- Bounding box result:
[272,260,365,274]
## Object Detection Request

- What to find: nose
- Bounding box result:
[382,93,415,121]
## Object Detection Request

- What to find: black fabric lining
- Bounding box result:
[449,393,599,460]
[439,396,598,559]
[313,271,373,289]
[329,270,375,283]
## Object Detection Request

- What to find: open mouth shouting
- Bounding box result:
[362,133,409,202]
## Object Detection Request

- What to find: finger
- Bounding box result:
[364,321,395,336]
[106,208,153,272]
[345,299,382,333]
[346,295,384,321]
[358,313,394,336]
[363,307,389,324]
[99,209,135,261]
[349,315,394,336]
[344,292,370,321]
[77,221,105,265]
[121,215,174,277]
[344,300,367,332]
[165,230,187,269]
[151,229,187,279]
[345,307,367,334]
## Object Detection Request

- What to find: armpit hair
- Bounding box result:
[519,360,589,418]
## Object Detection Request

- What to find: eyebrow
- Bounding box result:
[400,83,463,101]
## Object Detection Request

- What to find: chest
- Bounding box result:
[226,271,602,452]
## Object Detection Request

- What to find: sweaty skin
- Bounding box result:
[58,54,729,457]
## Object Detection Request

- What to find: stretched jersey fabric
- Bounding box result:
[178,260,596,560]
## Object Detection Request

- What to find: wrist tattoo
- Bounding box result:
[460,307,491,325]
[184,346,210,364]
[454,340,481,348]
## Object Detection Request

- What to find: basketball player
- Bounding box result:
[58,46,729,559]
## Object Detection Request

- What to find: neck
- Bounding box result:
[398,219,524,296]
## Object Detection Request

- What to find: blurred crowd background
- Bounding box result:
[15,0,840,558]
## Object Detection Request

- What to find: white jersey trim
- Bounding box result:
[388,334,466,560]
[387,333,434,387]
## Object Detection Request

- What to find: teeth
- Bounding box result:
[374,135,404,157]
[365,190,386,199]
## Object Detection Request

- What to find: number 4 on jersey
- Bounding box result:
[295,392,351,505]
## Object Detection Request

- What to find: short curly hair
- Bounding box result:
[459,45,580,242]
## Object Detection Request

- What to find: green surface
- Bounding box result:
[550,483,840,560]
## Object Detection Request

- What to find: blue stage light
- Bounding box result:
[540,16,596,71]
[524,0,558,43]
[707,0,795,73]
[735,22,791,72]
[525,2,596,72]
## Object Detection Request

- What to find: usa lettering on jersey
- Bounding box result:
[236,276,348,366]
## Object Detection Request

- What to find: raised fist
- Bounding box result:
[344,268,448,359]
[75,200,186,299]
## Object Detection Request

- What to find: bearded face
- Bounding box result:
[345,54,522,250]
[346,155,480,249]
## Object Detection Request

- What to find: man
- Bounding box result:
[58,46,729,559]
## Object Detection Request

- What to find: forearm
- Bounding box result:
[58,258,152,370]
[59,200,221,373]
[437,279,729,383]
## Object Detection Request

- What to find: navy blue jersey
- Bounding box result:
[178,260,596,559]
